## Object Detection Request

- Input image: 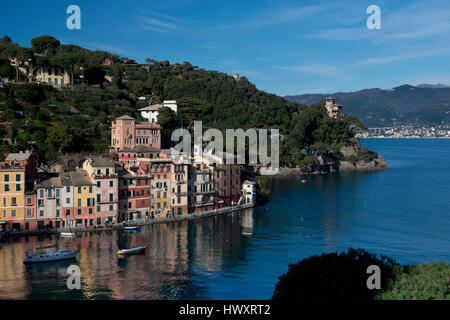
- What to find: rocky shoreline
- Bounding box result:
[276,139,388,176]
[276,156,387,176]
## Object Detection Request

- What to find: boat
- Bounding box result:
[60,232,74,237]
[301,179,307,183]
[23,249,78,264]
[123,226,137,231]
[117,246,146,255]
[23,218,79,264]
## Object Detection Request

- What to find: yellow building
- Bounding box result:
[149,159,171,216]
[0,167,25,230]
[35,66,71,86]
[69,170,95,227]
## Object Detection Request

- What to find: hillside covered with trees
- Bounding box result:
[0,35,376,169]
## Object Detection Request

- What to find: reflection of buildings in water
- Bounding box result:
[190,210,252,273]
[0,209,254,299]
[0,243,26,299]
[240,209,254,236]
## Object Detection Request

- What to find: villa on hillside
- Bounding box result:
[324,97,344,119]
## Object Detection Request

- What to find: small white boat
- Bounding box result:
[60,232,74,237]
[23,249,78,264]
[301,179,307,183]
[117,246,146,255]
[123,226,137,231]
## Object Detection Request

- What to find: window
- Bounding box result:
[89,208,93,214]
[77,199,81,207]
[4,184,9,192]
[109,205,113,211]
[97,169,101,175]
[97,206,100,212]
[56,209,60,217]
[4,174,9,182]
[77,209,81,215]
[141,200,145,206]
[109,193,113,201]
[11,197,16,206]
[26,197,32,205]
[97,181,101,187]
[66,186,70,192]
[40,189,44,198]
[66,209,70,216]
[66,198,70,204]
[48,189,52,198]
[97,194,101,202]
[128,202,131,208]
[15,174,21,181]
[109,180,113,187]
[56,189,60,198]
[40,210,44,217]
[78,187,81,193]
[89,186,93,193]
[106,169,110,175]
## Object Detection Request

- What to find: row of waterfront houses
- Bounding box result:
[0,115,257,232]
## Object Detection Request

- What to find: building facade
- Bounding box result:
[110,115,161,152]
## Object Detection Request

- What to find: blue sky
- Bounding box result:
[1,0,450,95]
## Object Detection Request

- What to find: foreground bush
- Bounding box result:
[272,248,397,300]
[375,262,450,300]
[272,248,450,300]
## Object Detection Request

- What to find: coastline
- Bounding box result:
[276,156,388,176]
[1,203,255,238]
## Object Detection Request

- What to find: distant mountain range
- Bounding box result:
[285,84,450,127]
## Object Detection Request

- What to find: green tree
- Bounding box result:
[45,127,73,152]
[375,262,450,300]
[157,106,178,148]
[31,35,60,56]
[83,66,105,85]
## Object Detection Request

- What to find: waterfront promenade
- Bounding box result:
[1,203,255,237]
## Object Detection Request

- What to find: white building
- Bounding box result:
[138,100,178,124]
[242,180,256,205]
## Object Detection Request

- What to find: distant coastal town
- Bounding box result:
[357,124,450,138]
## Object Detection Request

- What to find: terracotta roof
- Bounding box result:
[325,96,335,100]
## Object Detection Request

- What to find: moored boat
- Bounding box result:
[23,249,78,264]
[60,232,74,237]
[117,246,146,255]
[123,226,137,231]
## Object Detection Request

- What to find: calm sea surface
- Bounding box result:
[0,138,449,299]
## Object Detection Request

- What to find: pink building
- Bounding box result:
[82,158,119,225]
[110,115,162,152]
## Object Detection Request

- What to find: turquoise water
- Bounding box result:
[0,138,449,299]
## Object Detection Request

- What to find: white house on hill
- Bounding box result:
[138,100,178,124]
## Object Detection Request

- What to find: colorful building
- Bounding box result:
[82,158,119,225]
[118,170,151,222]
[110,115,161,152]
[0,152,35,231]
